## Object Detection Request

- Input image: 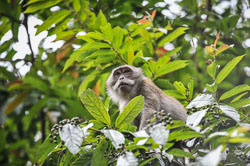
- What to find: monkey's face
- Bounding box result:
[106,65,144,98]
[112,67,135,93]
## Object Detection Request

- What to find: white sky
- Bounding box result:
[0,0,250,77]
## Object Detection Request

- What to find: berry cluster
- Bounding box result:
[187,104,216,115]
[145,110,174,129]
[49,117,82,144]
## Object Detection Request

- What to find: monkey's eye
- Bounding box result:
[124,70,131,74]
[114,71,121,76]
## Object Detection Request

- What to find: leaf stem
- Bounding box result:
[105,40,127,64]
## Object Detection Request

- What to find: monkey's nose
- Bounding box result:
[119,76,124,80]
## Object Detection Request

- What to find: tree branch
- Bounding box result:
[64,0,88,31]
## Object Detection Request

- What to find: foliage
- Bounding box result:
[0,0,250,165]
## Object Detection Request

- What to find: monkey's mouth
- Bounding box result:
[118,82,129,88]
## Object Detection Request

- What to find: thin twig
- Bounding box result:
[88,128,102,133]
[105,40,127,64]
[64,0,87,31]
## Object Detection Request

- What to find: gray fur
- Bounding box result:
[106,65,187,130]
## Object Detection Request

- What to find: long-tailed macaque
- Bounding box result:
[106,65,187,130]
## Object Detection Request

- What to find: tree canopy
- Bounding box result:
[0,0,250,165]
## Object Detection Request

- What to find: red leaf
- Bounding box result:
[214,32,220,47]
[152,10,156,20]
[137,19,150,24]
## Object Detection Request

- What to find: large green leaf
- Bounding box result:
[80,89,111,126]
[91,139,109,166]
[158,27,189,47]
[24,0,62,13]
[115,96,144,129]
[113,26,124,49]
[155,60,188,78]
[216,54,245,84]
[35,136,57,165]
[100,23,113,42]
[96,10,108,27]
[36,9,71,35]
[220,84,250,101]
[168,148,195,159]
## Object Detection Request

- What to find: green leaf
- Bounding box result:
[80,89,111,126]
[100,23,113,42]
[229,98,250,108]
[86,50,115,60]
[115,96,144,129]
[163,46,182,57]
[91,139,109,166]
[138,157,157,166]
[158,27,189,47]
[0,40,12,53]
[168,129,203,141]
[173,81,186,95]
[24,0,62,13]
[164,90,186,99]
[168,148,195,159]
[36,9,71,35]
[23,97,49,130]
[155,79,175,90]
[231,92,248,103]
[72,0,81,12]
[155,60,188,78]
[63,42,111,72]
[119,124,137,132]
[113,26,124,49]
[216,54,245,84]
[23,77,49,92]
[35,136,57,165]
[166,120,185,130]
[227,137,250,143]
[96,10,108,27]
[207,61,216,79]
[206,83,218,93]
[62,50,82,73]
[77,32,104,41]
[220,84,250,101]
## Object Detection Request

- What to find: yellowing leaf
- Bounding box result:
[4,91,29,114]
[205,46,216,57]
[215,44,231,55]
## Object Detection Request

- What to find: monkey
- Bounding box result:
[106,65,187,130]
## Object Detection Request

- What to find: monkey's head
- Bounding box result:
[106,65,145,102]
